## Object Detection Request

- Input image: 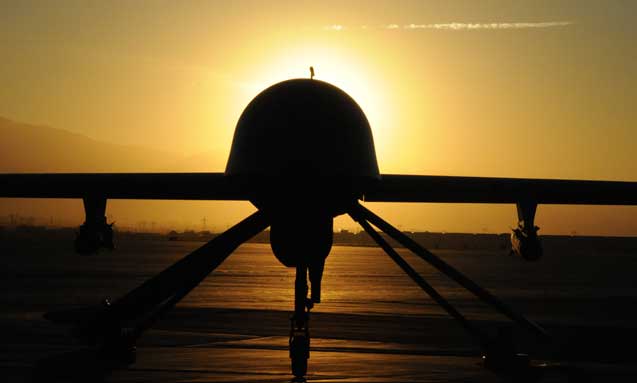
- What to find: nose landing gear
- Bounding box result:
[290,265,314,381]
[289,302,312,380]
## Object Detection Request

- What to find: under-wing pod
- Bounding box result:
[510,226,543,261]
[75,221,114,255]
[75,196,115,254]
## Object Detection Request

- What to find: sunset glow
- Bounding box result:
[244,44,391,153]
[1,1,636,235]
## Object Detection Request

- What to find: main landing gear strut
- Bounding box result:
[60,211,270,367]
[348,202,550,380]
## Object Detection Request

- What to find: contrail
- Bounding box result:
[323,22,572,31]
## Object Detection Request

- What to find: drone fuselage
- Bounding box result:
[225,78,381,271]
[226,78,380,206]
[224,78,382,303]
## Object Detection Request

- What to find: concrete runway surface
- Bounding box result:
[3,239,637,382]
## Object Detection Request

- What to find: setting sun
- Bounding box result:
[233,43,393,164]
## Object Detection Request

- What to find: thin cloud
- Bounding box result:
[324,21,573,31]
[323,24,345,31]
[400,22,573,30]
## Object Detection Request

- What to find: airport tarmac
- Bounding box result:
[2,239,637,382]
[0,319,557,383]
[7,307,637,383]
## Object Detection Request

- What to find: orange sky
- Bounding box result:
[1,1,636,235]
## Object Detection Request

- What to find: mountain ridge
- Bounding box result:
[0,116,226,172]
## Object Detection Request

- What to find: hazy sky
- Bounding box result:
[1,1,636,235]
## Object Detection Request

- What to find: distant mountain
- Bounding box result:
[0,116,225,172]
[172,150,228,172]
[0,116,249,231]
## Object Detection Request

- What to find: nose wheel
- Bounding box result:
[290,265,314,380]
[289,304,311,379]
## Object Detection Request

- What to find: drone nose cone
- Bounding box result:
[225,79,379,179]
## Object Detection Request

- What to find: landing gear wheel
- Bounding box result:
[290,333,309,378]
[97,323,138,365]
[98,339,137,365]
[289,302,311,380]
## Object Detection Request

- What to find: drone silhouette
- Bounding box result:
[2,77,637,380]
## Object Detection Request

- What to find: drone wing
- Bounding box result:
[365,175,637,205]
[0,173,250,200]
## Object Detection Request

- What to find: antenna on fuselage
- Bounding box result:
[310,66,315,80]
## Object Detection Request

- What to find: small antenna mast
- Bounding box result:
[310,66,315,80]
